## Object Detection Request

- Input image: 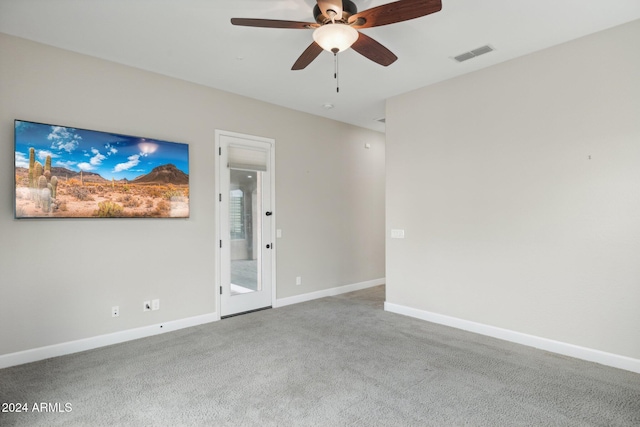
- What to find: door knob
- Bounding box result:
[266,243,272,249]
[265,211,272,216]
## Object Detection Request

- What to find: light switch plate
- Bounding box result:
[391,229,405,239]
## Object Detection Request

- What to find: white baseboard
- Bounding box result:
[275,278,385,308]
[1,279,386,369]
[0,312,218,369]
[384,302,640,374]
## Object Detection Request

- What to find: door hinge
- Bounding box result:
[220,286,222,295]
[219,193,222,202]
[220,240,222,248]
[219,147,221,155]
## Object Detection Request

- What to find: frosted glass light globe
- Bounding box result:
[313,23,359,52]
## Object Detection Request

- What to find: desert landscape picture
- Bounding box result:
[14,120,189,218]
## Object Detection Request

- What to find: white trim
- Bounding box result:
[384,302,640,374]
[214,131,222,320]
[275,278,385,308]
[0,313,218,369]
[0,277,382,369]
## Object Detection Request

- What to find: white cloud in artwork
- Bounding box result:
[47,126,82,153]
[105,143,118,155]
[113,154,140,172]
[15,152,29,168]
[55,160,77,169]
[77,162,94,171]
[90,148,106,166]
[37,150,59,161]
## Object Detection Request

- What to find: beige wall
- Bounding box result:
[386,20,640,359]
[0,33,385,356]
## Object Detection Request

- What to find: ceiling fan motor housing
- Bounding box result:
[314,0,358,24]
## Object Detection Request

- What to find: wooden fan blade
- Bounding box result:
[317,0,343,20]
[231,18,317,29]
[292,42,324,70]
[348,0,442,29]
[351,33,398,66]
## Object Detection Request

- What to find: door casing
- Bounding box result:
[214,129,276,319]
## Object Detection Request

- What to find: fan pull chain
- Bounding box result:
[332,48,339,93]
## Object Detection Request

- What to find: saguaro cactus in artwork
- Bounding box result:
[36,175,47,208]
[41,189,51,212]
[33,161,43,185]
[50,176,58,199]
[28,148,35,188]
[31,161,44,201]
[38,176,52,212]
[43,184,52,212]
[25,148,59,213]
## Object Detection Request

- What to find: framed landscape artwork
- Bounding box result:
[14,120,190,218]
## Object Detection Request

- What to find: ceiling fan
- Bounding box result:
[231,0,442,70]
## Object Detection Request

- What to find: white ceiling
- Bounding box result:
[1,0,639,132]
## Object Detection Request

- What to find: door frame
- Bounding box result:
[214,129,276,319]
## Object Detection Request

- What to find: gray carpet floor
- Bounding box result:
[1,285,639,426]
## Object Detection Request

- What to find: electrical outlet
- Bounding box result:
[152,299,160,311]
[143,301,151,312]
[112,306,119,317]
[296,276,302,286]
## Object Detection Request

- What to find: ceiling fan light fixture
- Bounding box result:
[313,23,359,53]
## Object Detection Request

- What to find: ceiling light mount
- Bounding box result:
[313,1,358,25]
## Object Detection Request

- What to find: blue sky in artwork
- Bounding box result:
[14,120,189,181]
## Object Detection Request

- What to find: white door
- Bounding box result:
[216,131,275,317]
